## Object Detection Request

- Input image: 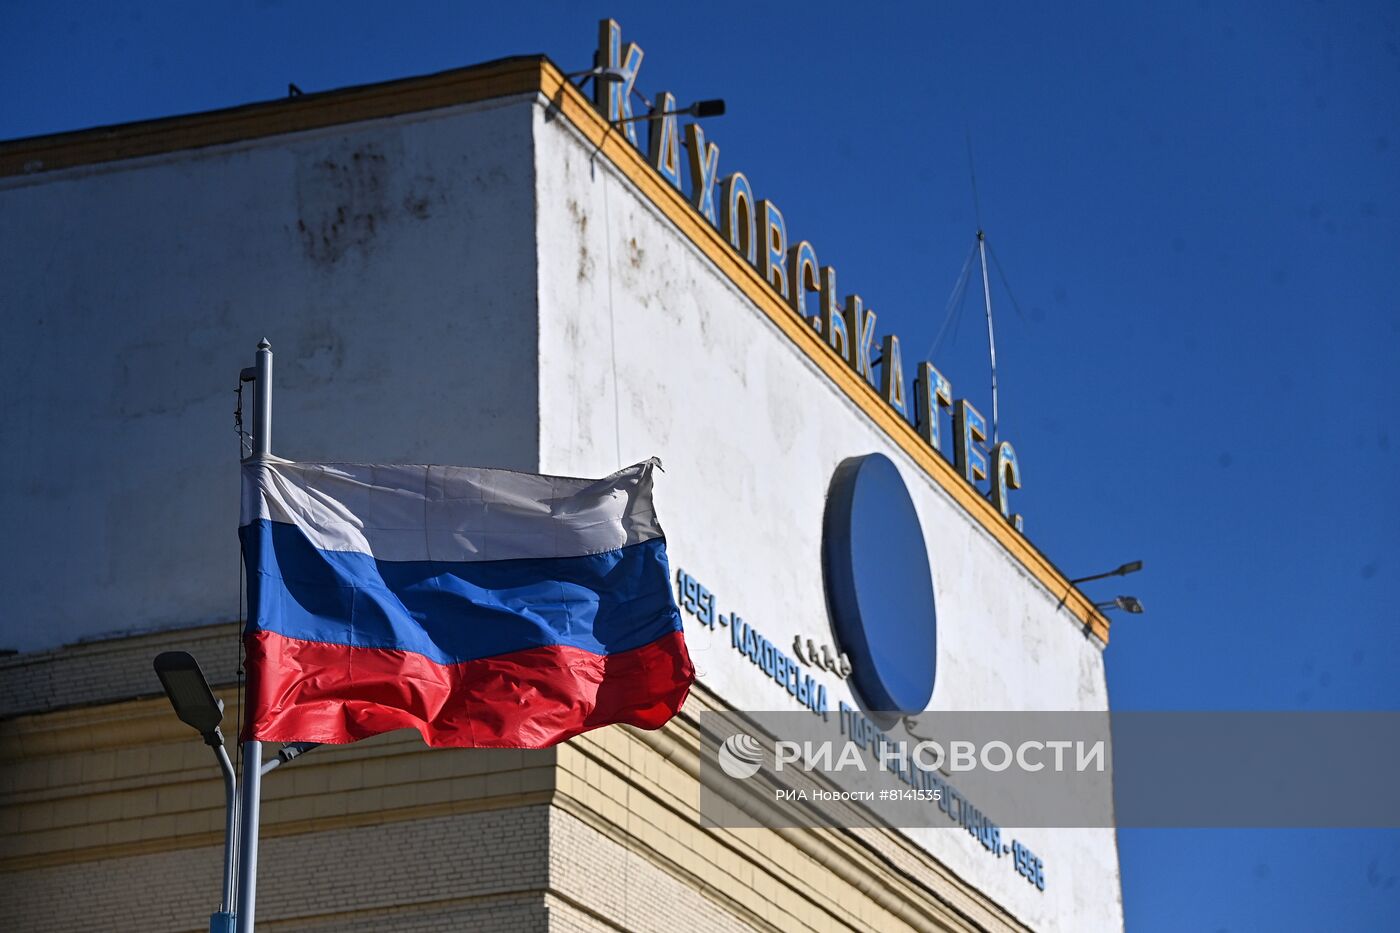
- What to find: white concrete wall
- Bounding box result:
[0,85,1121,928]
[0,96,541,653]
[532,98,1123,932]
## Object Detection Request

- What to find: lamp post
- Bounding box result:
[152,647,322,932]
[1070,560,1143,586]
[153,651,238,933]
[613,98,726,123]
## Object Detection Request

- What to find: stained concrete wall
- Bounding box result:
[531,98,1124,932]
[0,95,541,653]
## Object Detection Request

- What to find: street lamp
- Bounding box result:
[154,651,225,741]
[614,98,727,124]
[153,647,322,932]
[153,652,238,933]
[1095,596,1145,614]
[566,65,630,89]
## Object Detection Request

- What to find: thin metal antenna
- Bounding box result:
[966,129,1000,445]
[977,230,1000,445]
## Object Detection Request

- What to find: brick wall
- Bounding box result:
[1,622,243,719]
[1,628,1026,933]
[1,809,551,933]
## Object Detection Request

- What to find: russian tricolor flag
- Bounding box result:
[239,458,693,748]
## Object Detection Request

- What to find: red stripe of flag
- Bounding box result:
[243,629,694,748]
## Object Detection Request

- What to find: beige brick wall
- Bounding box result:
[0,622,242,719]
[1,627,1029,933]
[548,806,755,933]
[1,808,551,933]
[554,712,1026,933]
[283,893,549,932]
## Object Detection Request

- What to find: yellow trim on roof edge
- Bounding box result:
[0,57,545,177]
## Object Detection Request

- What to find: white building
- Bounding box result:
[0,25,1121,932]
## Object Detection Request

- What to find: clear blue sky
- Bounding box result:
[6,2,1397,928]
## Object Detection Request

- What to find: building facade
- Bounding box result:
[0,29,1121,932]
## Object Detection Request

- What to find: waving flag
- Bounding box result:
[239,458,693,748]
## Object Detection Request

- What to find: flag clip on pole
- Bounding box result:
[237,338,272,933]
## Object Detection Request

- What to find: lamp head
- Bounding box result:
[689,99,726,118]
[153,651,225,745]
[570,65,629,88]
[1114,596,1145,614]
[1115,560,1144,576]
[594,66,629,84]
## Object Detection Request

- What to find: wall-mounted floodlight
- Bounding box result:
[1070,560,1143,585]
[1095,596,1145,614]
[154,651,226,745]
[615,99,726,125]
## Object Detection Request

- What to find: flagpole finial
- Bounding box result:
[257,338,271,350]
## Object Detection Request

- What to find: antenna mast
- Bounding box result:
[976,228,999,444]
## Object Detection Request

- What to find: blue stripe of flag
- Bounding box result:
[240,519,683,667]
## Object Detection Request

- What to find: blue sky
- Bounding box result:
[5,2,1397,928]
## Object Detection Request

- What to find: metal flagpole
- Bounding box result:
[237,338,272,933]
[975,230,1000,445]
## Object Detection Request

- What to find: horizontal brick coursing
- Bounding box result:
[548,807,754,933]
[0,622,242,719]
[1,807,551,933]
[2,628,1029,933]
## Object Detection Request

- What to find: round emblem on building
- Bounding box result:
[822,453,938,725]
